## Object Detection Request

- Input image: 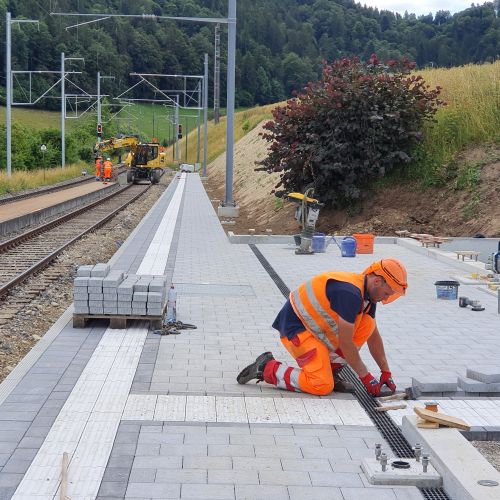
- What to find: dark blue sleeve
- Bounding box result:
[326,280,364,324]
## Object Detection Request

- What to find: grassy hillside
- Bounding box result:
[407,61,500,185]
[0,107,80,130]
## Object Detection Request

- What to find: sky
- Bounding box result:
[358,0,485,16]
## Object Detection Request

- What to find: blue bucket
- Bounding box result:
[341,236,357,257]
[312,233,326,253]
[434,281,459,300]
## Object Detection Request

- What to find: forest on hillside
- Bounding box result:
[0,0,499,108]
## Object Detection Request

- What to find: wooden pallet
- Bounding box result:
[73,312,164,330]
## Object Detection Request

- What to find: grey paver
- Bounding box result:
[99,481,128,497]
[154,469,207,483]
[208,469,258,485]
[288,486,344,500]
[128,468,156,483]
[236,485,289,500]
[125,483,181,498]
[180,483,234,499]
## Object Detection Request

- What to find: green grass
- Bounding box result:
[0,162,87,196]
[0,106,80,130]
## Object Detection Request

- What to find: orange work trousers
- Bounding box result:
[280,315,375,395]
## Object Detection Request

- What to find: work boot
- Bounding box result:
[333,367,354,393]
[237,352,275,385]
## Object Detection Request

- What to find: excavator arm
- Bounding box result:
[94,135,139,154]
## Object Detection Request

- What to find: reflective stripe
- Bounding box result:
[305,281,338,332]
[275,364,301,392]
[289,368,301,391]
[291,284,337,352]
[275,364,288,390]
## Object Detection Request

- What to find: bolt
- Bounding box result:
[375,443,382,461]
[413,443,422,462]
[380,452,388,472]
[422,453,430,473]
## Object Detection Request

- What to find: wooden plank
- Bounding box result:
[414,407,470,430]
[375,404,407,412]
[417,418,439,429]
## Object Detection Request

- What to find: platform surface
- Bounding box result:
[0,173,499,499]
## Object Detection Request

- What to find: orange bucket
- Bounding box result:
[353,233,374,254]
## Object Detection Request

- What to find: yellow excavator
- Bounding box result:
[94,135,166,184]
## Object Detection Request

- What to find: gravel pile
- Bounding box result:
[472,441,500,472]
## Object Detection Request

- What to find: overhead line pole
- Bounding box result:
[6,12,11,177]
[203,54,209,177]
[5,12,38,177]
[224,0,237,207]
[61,53,65,168]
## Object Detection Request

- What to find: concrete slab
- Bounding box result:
[361,457,441,488]
[402,416,500,500]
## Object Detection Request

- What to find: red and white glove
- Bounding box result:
[360,372,382,397]
[379,371,397,393]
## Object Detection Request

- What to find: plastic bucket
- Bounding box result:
[312,233,326,253]
[353,233,375,254]
[341,236,357,257]
[434,280,459,300]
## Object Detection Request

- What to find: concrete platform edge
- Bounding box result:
[402,415,500,500]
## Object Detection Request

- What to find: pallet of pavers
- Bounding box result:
[72,263,167,329]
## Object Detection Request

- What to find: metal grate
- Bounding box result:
[420,488,451,500]
[250,244,450,499]
[249,245,291,297]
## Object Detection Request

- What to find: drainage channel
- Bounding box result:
[249,244,450,500]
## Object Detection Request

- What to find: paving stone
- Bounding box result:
[99,481,128,497]
[102,467,131,482]
[182,456,232,470]
[457,376,500,393]
[259,470,311,486]
[466,367,500,384]
[133,456,183,469]
[288,486,344,500]
[233,457,283,471]
[281,458,332,472]
[126,482,180,498]
[180,483,234,499]
[236,485,289,500]
[128,468,156,483]
[341,487,397,499]
[208,469,258,485]
[154,469,207,483]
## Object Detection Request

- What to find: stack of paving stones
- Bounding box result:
[458,368,500,396]
[412,368,500,397]
[73,263,167,317]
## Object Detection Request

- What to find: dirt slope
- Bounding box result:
[207,122,500,237]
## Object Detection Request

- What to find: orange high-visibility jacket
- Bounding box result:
[289,271,369,352]
[103,160,113,177]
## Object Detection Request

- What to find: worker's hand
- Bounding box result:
[379,371,397,393]
[359,372,382,396]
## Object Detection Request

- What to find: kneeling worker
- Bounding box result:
[237,259,407,397]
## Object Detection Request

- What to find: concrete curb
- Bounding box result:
[0,182,119,236]
[402,415,500,500]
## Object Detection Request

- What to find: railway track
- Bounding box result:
[0,165,127,207]
[0,183,149,300]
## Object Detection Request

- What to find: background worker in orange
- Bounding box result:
[103,157,113,181]
[237,259,407,397]
[95,155,103,180]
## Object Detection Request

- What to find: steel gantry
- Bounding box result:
[51,0,238,210]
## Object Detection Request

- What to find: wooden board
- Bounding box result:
[414,407,470,430]
[375,404,406,412]
[417,418,439,429]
